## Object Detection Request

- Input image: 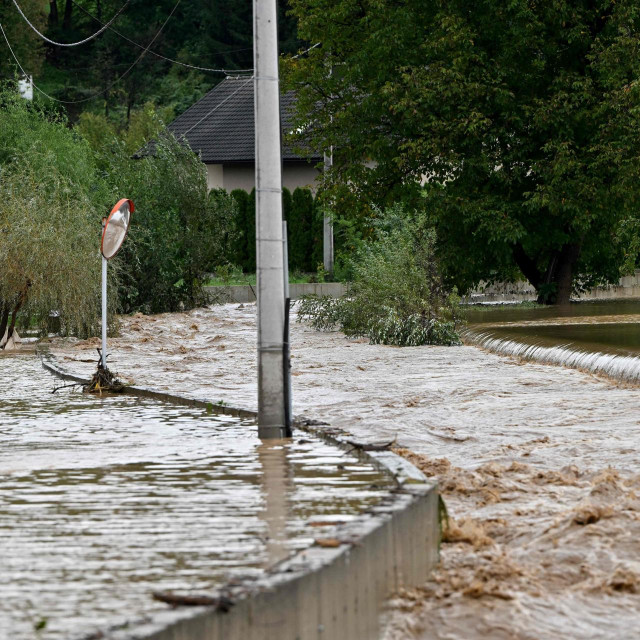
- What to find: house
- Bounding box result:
[167,76,323,192]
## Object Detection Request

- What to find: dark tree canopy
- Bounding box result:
[1,1,300,123]
[285,0,640,304]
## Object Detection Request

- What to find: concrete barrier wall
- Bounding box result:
[40,351,439,640]
[109,479,438,640]
[205,283,348,304]
[464,270,640,303]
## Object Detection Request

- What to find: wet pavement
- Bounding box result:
[0,355,392,640]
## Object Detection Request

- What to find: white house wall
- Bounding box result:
[222,164,256,192]
[205,163,320,193]
[206,164,224,190]
[281,164,319,192]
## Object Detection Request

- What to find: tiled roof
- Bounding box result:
[167,76,321,164]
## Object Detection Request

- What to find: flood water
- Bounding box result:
[0,355,393,640]
[464,300,640,381]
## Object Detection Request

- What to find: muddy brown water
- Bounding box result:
[0,355,393,640]
[45,303,640,639]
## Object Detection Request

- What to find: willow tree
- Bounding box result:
[0,89,107,347]
[285,0,640,304]
[0,163,104,346]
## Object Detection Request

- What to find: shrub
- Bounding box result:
[100,133,237,313]
[246,188,256,272]
[229,189,250,268]
[289,187,313,271]
[311,199,324,272]
[297,204,461,346]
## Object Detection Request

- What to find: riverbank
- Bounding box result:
[49,303,640,639]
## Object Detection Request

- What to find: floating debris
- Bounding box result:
[84,350,125,394]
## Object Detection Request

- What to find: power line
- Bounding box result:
[291,42,321,59]
[11,0,129,47]
[0,0,182,104]
[71,0,253,74]
[0,22,63,102]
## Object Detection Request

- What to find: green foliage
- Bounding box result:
[229,186,319,274]
[0,0,45,80]
[282,186,292,222]
[99,133,237,313]
[75,102,172,155]
[311,199,324,271]
[297,205,461,346]
[289,187,313,271]
[0,89,107,338]
[229,189,250,268]
[285,0,640,304]
[123,102,174,155]
[246,188,256,272]
[16,1,299,129]
[75,111,117,151]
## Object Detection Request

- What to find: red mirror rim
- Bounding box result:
[101,198,134,260]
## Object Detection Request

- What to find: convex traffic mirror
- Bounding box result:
[101,198,134,260]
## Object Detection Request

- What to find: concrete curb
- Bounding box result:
[204,282,348,304]
[39,350,439,640]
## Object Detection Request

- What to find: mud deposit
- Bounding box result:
[49,304,640,639]
[0,355,392,640]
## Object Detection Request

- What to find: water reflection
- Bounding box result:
[0,355,392,640]
[464,301,640,381]
[258,441,292,566]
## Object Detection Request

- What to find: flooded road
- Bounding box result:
[0,355,392,640]
[46,303,640,639]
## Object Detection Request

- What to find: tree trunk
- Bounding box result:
[96,0,102,20]
[513,241,582,305]
[535,243,581,305]
[127,93,134,124]
[0,303,9,349]
[553,243,581,306]
[512,243,541,290]
[62,0,72,31]
[49,0,59,26]
[6,282,30,343]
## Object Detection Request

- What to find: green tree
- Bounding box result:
[310,197,323,270]
[0,88,107,344]
[0,0,45,80]
[285,0,640,304]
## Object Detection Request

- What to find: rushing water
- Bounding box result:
[0,355,393,640]
[464,300,640,382]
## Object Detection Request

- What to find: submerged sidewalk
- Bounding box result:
[51,303,640,640]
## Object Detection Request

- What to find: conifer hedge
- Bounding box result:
[228,186,318,273]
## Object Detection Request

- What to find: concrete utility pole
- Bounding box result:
[323,148,334,276]
[254,0,291,438]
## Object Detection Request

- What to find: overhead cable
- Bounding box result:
[70,0,253,74]
[11,0,129,47]
[0,22,63,102]
[0,0,181,104]
[291,42,321,59]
